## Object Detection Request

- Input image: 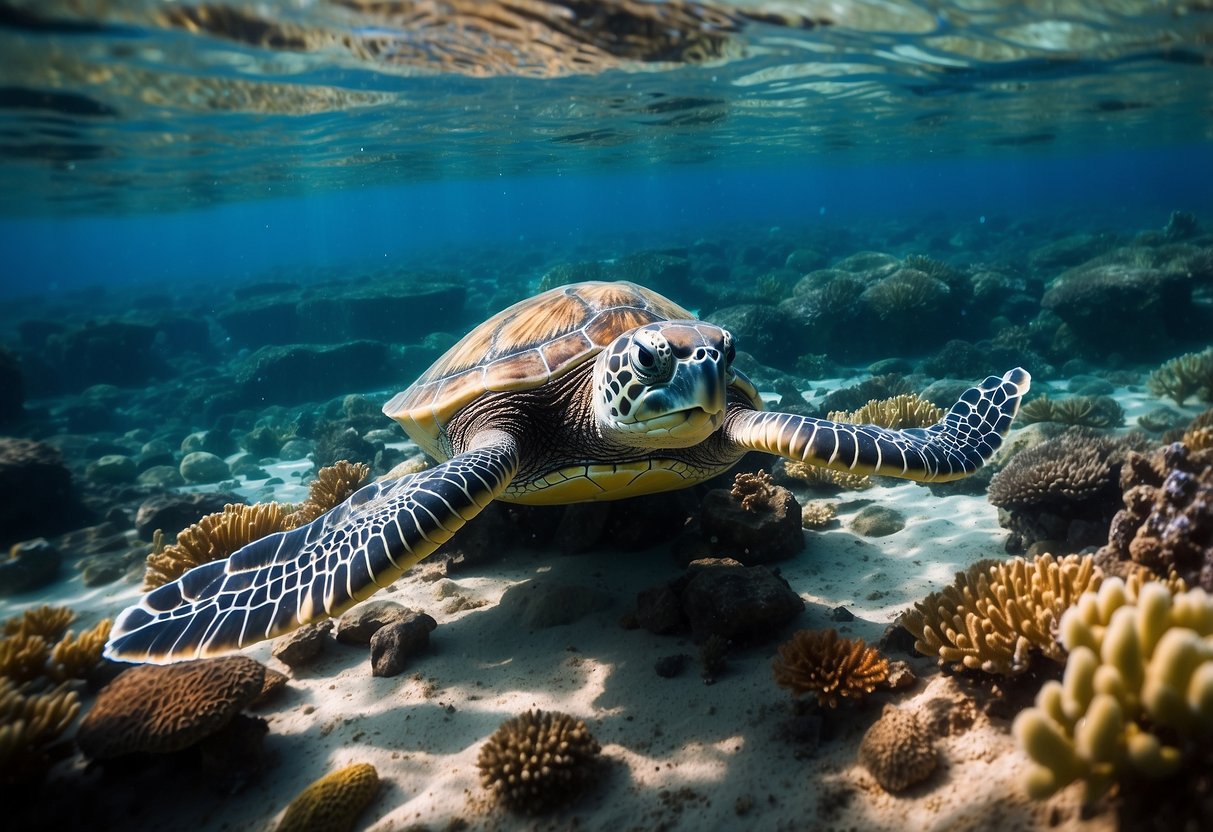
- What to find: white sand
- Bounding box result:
[5,379,1204,831]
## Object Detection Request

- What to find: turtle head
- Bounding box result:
[592,320,735,448]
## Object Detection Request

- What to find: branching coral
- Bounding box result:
[0,634,50,685]
[0,677,80,782]
[276,762,380,832]
[1013,579,1213,800]
[827,393,943,430]
[771,628,889,708]
[859,705,938,792]
[1099,442,1213,591]
[1147,347,1213,406]
[283,460,371,530]
[730,469,777,512]
[2,606,74,641]
[1018,395,1124,429]
[144,502,287,589]
[902,554,1103,675]
[477,710,602,814]
[46,619,112,682]
[783,459,872,491]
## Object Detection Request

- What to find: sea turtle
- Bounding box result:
[105,281,1030,663]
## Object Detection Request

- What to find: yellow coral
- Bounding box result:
[783,459,871,491]
[1147,347,1213,406]
[828,393,943,429]
[800,501,837,529]
[0,634,51,685]
[902,554,1102,675]
[276,762,380,832]
[46,619,112,683]
[283,461,371,530]
[771,628,889,708]
[0,677,80,781]
[1014,579,1213,800]
[2,606,75,641]
[144,502,287,589]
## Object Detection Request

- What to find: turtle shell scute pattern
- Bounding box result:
[383,281,694,444]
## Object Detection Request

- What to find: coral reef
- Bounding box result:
[800,501,837,529]
[827,393,943,429]
[283,460,371,530]
[0,634,50,685]
[1013,579,1213,800]
[46,619,112,682]
[276,762,380,832]
[76,656,266,759]
[144,502,287,589]
[1017,395,1124,429]
[1098,442,1213,591]
[477,710,602,814]
[987,427,1147,552]
[901,554,1102,675]
[771,628,889,708]
[730,469,777,512]
[782,459,871,491]
[859,705,938,792]
[0,677,80,782]
[1147,347,1213,406]
[2,605,74,641]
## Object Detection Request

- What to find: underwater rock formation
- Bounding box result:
[771,628,889,708]
[901,554,1102,676]
[1013,579,1212,800]
[0,438,81,549]
[272,620,333,668]
[859,705,938,792]
[987,427,1147,553]
[276,762,380,832]
[369,611,437,677]
[0,346,23,424]
[698,470,803,564]
[477,710,602,814]
[234,341,393,407]
[0,538,61,597]
[76,655,266,760]
[1098,442,1213,591]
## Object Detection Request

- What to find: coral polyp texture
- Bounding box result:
[477,709,602,814]
[276,762,380,832]
[902,554,1102,675]
[771,628,889,708]
[1098,442,1213,591]
[730,469,777,512]
[859,705,938,792]
[0,677,80,782]
[144,502,287,589]
[827,393,943,430]
[282,460,371,530]
[1013,579,1213,800]
[76,655,265,759]
[1146,347,1213,406]
[800,501,837,529]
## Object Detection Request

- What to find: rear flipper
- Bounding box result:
[104,438,519,664]
[725,367,1030,483]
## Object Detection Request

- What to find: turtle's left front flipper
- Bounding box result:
[725,367,1030,483]
[104,434,519,665]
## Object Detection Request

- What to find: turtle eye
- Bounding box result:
[631,333,673,383]
[723,333,736,365]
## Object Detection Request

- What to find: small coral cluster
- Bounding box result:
[730,469,777,512]
[143,460,370,588]
[800,501,837,529]
[1018,395,1124,429]
[902,554,1102,675]
[782,458,871,491]
[1147,347,1213,406]
[859,705,938,792]
[827,393,943,430]
[276,762,380,832]
[1099,442,1213,591]
[771,628,889,708]
[1013,579,1213,799]
[477,709,602,814]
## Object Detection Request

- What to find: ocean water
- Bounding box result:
[2,2,1213,830]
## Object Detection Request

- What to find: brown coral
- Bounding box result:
[2,605,74,641]
[76,655,266,759]
[144,502,287,589]
[283,460,371,530]
[1147,347,1213,406]
[0,677,80,782]
[828,393,943,429]
[276,762,380,832]
[0,633,50,685]
[1098,442,1213,591]
[859,705,938,792]
[730,469,777,512]
[477,709,602,814]
[46,619,112,682]
[771,628,889,708]
[901,554,1102,675]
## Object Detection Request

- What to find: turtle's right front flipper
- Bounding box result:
[104,433,519,665]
